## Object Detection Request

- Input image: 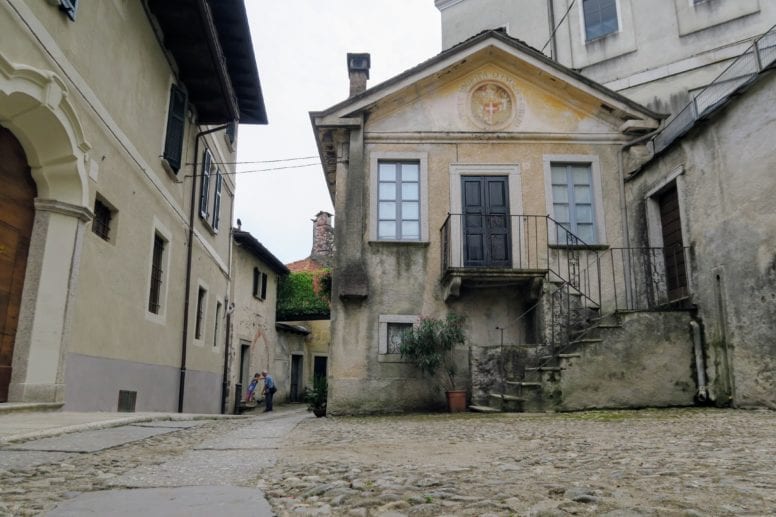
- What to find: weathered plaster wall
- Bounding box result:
[327,61,635,414]
[558,312,696,410]
[437,0,774,111]
[626,72,776,408]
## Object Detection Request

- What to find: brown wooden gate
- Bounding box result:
[0,127,36,401]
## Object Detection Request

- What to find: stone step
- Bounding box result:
[570,338,603,346]
[558,353,582,359]
[488,393,525,402]
[525,366,563,372]
[468,405,501,413]
[505,381,542,388]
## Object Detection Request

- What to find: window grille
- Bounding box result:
[92,199,112,241]
[195,287,206,340]
[386,322,412,354]
[148,235,165,314]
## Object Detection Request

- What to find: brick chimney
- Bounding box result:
[347,53,370,97]
[311,211,335,266]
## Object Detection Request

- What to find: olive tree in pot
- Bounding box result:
[399,313,468,412]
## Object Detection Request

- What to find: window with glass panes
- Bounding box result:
[551,163,596,244]
[378,161,420,240]
[582,0,618,40]
[386,322,412,354]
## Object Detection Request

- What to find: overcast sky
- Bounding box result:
[236,1,441,264]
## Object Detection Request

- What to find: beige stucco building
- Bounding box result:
[436,0,775,113]
[310,31,707,414]
[227,228,288,413]
[0,0,266,413]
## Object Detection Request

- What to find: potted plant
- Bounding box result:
[399,313,468,412]
[303,375,328,417]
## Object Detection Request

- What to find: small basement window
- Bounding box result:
[92,198,114,241]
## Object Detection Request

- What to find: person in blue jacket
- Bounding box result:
[261,370,275,412]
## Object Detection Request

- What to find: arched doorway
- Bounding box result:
[0,126,36,401]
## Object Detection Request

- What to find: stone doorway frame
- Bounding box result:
[0,54,91,403]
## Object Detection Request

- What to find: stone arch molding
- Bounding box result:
[0,53,90,208]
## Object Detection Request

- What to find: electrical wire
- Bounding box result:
[184,155,320,166]
[183,161,324,178]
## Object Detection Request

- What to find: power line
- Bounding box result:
[184,155,320,166]
[183,161,326,178]
[541,0,577,54]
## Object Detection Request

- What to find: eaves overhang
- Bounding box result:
[146,0,267,125]
[315,29,666,123]
[233,229,289,275]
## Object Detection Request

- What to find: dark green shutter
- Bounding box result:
[199,149,211,218]
[212,170,222,231]
[163,85,187,173]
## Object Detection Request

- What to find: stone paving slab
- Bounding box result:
[5,425,180,452]
[107,449,276,487]
[130,420,204,429]
[0,450,75,470]
[44,486,273,516]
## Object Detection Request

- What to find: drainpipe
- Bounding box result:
[547,0,557,60]
[179,123,230,413]
[690,320,708,402]
[220,299,232,414]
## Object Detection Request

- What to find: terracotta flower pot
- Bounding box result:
[446,389,467,413]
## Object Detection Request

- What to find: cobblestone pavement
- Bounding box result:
[264,408,776,516]
[1,408,774,516]
[0,418,247,516]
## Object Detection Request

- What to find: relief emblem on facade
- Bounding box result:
[458,71,524,130]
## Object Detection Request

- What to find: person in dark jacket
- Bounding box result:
[261,370,275,412]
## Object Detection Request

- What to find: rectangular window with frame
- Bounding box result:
[195,287,206,340]
[550,163,597,244]
[377,161,420,240]
[199,149,212,219]
[253,268,268,300]
[386,322,412,354]
[378,315,417,358]
[261,272,268,300]
[163,85,187,173]
[148,234,166,314]
[92,198,113,241]
[55,0,78,21]
[582,0,619,40]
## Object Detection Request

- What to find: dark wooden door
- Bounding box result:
[0,127,36,402]
[313,356,327,381]
[462,176,510,267]
[290,355,303,402]
[658,185,687,300]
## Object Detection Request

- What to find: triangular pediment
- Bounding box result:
[313,30,661,135]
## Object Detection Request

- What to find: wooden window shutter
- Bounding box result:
[163,85,187,173]
[212,170,222,231]
[261,273,268,300]
[199,149,212,218]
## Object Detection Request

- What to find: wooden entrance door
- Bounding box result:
[657,185,687,300]
[462,176,511,267]
[0,127,36,401]
[290,355,303,402]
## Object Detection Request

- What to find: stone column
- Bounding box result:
[8,199,91,403]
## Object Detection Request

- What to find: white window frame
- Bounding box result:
[377,314,418,362]
[199,149,212,219]
[543,155,606,245]
[145,218,172,324]
[448,164,523,268]
[369,152,429,243]
[579,0,622,42]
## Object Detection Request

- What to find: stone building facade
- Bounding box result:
[435,0,775,113]
[0,0,266,412]
[310,30,699,414]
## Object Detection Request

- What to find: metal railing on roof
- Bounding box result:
[654,24,776,153]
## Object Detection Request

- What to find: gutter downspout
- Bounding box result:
[690,320,708,402]
[179,123,230,413]
[547,0,557,60]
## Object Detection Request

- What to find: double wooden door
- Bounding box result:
[462,176,511,267]
[0,127,36,401]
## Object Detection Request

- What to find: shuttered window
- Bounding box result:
[163,85,187,173]
[212,170,222,231]
[199,149,212,218]
[148,234,166,314]
[57,0,78,21]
